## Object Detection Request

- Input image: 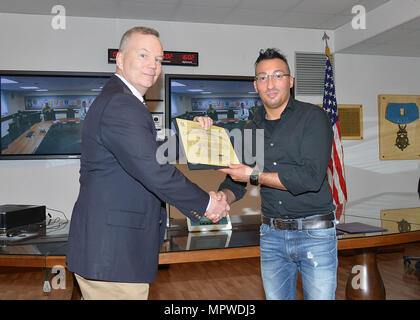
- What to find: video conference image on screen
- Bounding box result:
[0,74,110,158]
[167,76,263,134]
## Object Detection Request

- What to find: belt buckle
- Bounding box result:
[273,217,296,230]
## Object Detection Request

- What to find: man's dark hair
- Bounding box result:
[255,48,290,72]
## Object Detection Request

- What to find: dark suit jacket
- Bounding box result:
[66,75,209,283]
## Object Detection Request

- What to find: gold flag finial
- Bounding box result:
[322,32,331,61]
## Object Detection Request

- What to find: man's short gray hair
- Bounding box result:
[119,26,160,51]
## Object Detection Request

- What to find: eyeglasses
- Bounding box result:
[255,71,291,82]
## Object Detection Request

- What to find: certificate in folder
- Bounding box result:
[175,118,240,170]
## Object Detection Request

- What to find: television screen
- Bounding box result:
[165,73,295,135]
[165,74,263,134]
[0,71,112,159]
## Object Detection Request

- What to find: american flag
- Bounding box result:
[322,45,347,219]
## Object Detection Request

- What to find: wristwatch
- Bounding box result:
[249,168,260,186]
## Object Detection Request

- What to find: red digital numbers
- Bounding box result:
[164,53,174,60]
[158,51,198,66]
[182,54,195,61]
[108,49,119,63]
[109,49,196,65]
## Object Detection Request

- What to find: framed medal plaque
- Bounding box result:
[378,94,420,160]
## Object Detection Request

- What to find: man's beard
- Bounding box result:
[261,90,286,109]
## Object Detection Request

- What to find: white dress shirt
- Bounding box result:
[114,73,146,104]
[238,107,249,120]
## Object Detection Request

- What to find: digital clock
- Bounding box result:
[162,51,199,66]
[108,49,198,66]
[108,49,118,64]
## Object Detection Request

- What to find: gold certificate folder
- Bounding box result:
[175,118,240,170]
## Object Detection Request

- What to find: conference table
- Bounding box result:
[0,192,419,300]
[3,118,82,155]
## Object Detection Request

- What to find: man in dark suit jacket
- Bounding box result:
[66,26,228,300]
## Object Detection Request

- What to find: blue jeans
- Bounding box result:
[260,218,338,300]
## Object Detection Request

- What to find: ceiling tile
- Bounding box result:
[271,11,335,29]
[316,14,353,29]
[293,0,360,15]
[120,0,181,4]
[224,8,289,27]
[180,0,241,7]
[238,0,302,11]
[356,0,390,13]
[64,0,121,18]
[171,5,232,24]
[0,0,51,15]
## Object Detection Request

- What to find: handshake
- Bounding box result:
[204,191,230,223]
[192,117,232,223]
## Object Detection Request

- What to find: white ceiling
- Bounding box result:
[338,15,420,56]
[1,0,420,57]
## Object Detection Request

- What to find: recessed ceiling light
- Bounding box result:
[1,78,18,84]
[20,86,39,89]
[171,81,186,87]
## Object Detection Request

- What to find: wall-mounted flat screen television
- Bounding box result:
[0,71,112,159]
[165,73,295,135]
[165,74,261,134]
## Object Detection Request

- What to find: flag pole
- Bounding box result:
[322,32,331,62]
[321,31,348,220]
[322,31,329,46]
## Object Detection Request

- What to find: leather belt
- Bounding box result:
[261,212,335,230]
